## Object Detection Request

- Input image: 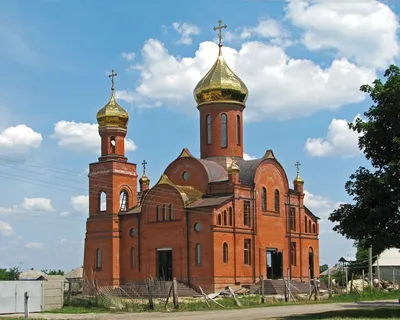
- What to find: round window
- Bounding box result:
[182,171,190,181]
[129,228,136,237]
[194,222,201,232]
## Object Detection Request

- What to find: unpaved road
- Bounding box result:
[1,300,399,320]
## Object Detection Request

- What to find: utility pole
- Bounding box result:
[368,246,373,291]
[376,254,380,284]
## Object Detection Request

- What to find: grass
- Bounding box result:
[274,307,400,319]
[45,289,400,314]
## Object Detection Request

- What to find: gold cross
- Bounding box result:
[295,161,301,174]
[213,20,227,47]
[108,69,118,91]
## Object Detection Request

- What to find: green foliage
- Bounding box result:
[41,269,64,276]
[329,65,400,252]
[0,266,20,280]
[331,269,347,287]
[319,264,328,273]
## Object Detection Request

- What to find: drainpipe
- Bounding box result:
[138,214,141,272]
[288,190,292,280]
[298,192,302,281]
[252,183,256,283]
[233,196,237,283]
[186,210,190,286]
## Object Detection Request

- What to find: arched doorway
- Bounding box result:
[309,247,314,279]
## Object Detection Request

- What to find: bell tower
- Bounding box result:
[194,20,248,159]
[84,70,138,287]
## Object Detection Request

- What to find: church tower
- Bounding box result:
[194,20,248,159]
[84,70,138,286]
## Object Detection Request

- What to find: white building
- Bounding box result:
[373,248,400,283]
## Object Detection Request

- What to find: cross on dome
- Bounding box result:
[109,69,118,91]
[295,161,301,174]
[213,20,227,47]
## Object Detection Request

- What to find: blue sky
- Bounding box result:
[0,0,398,272]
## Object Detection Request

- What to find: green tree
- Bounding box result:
[329,65,400,253]
[320,264,329,273]
[0,267,20,280]
[41,269,64,276]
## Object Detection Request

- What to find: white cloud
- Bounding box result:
[71,195,88,214]
[243,153,257,160]
[304,114,362,158]
[225,18,292,47]
[0,124,42,151]
[0,220,13,236]
[118,39,375,122]
[52,121,137,154]
[286,0,399,69]
[0,198,55,215]
[172,22,200,45]
[121,51,135,61]
[25,242,44,249]
[60,211,71,217]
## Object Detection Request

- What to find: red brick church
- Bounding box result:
[83,21,320,293]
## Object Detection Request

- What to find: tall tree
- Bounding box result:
[329,65,400,253]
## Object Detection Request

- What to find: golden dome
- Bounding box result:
[193,45,248,107]
[293,173,304,184]
[228,158,240,173]
[96,70,128,129]
[139,173,150,183]
[96,91,129,129]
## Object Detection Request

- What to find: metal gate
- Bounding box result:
[0,281,43,314]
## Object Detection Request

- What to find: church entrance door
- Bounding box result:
[266,249,283,279]
[157,249,173,280]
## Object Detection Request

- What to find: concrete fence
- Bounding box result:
[0,280,64,314]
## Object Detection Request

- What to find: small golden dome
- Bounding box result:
[140,173,150,183]
[96,70,129,129]
[96,91,129,129]
[228,160,240,173]
[193,45,248,107]
[293,173,304,184]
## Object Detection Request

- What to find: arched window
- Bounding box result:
[305,217,308,233]
[223,210,227,225]
[195,243,201,265]
[236,115,240,145]
[229,207,233,226]
[156,205,161,221]
[110,136,116,153]
[96,248,101,269]
[312,224,316,234]
[218,214,222,225]
[130,247,135,269]
[274,189,280,213]
[100,192,106,211]
[223,243,228,263]
[119,190,128,212]
[162,204,167,221]
[206,114,212,144]
[221,113,227,148]
[308,220,312,233]
[169,204,173,220]
[261,187,267,211]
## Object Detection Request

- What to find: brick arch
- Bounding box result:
[141,184,187,224]
[254,159,290,192]
[119,185,134,210]
[164,157,211,194]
